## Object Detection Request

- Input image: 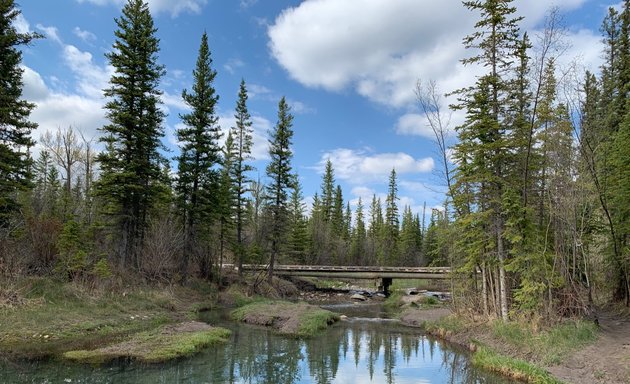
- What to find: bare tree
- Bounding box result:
[41,126,83,200]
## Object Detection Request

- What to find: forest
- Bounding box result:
[1,0,629,326]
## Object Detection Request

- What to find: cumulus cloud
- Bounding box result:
[73,27,97,43]
[36,24,62,44]
[268,0,595,112]
[317,148,434,184]
[75,0,208,17]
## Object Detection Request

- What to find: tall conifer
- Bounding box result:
[96,0,165,267]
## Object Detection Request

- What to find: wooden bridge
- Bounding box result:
[238,264,452,294]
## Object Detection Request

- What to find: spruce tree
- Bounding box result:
[96,0,166,268]
[384,168,400,265]
[265,97,294,281]
[0,0,39,226]
[452,0,523,320]
[174,31,221,280]
[320,159,335,222]
[351,198,367,265]
[288,181,308,263]
[230,79,254,273]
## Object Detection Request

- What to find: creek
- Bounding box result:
[0,303,511,383]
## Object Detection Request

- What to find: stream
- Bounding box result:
[0,303,511,383]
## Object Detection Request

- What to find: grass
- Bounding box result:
[0,277,219,359]
[63,324,231,364]
[472,345,564,384]
[491,320,598,365]
[231,300,339,337]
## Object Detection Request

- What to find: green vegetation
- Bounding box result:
[64,323,231,364]
[231,301,339,337]
[491,320,598,365]
[0,277,218,359]
[472,346,564,384]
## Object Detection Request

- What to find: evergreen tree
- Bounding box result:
[351,198,367,265]
[288,181,309,263]
[230,79,254,273]
[452,0,523,320]
[96,0,166,268]
[265,97,294,281]
[331,185,344,237]
[320,159,335,222]
[175,31,222,280]
[0,0,40,226]
[217,132,236,282]
[384,169,400,265]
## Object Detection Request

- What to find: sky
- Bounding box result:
[15,0,616,218]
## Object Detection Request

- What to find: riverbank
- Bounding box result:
[421,312,630,384]
[231,301,339,337]
[0,277,226,361]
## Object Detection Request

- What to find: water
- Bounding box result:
[0,306,511,384]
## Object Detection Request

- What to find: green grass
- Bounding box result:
[472,345,564,384]
[425,314,467,334]
[0,277,220,359]
[491,320,598,365]
[295,308,339,337]
[64,325,231,364]
[383,291,404,312]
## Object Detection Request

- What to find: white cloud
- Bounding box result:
[317,148,434,184]
[395,113,434,138]
[63,45,113,99]
[36,24,62,44]
[75,0,208,17]
[216,113,271,161]
[223,58,245,74]
[73,27,97,43]
[13,14,31,34]
[268,0,594,111]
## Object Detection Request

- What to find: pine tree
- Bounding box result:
[217,132,236,282]
[452,0,524,320]
[351,198,367,265]
[288,181,308,263]
[384,169,400,265]
[96,0,166,268]
[320,159,335,222]
[265,97,294,282]
[0,0,40,226]
[230,79,254,273]
[175,31,222,280]
[331,185,344,237]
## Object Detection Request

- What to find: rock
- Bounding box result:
[351,293,368,301]
[340,315,349,321]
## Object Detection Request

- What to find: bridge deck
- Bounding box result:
[240,264,452,280]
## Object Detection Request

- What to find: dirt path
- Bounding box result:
[548,309,630,384]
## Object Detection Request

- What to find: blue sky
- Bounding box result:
[15,0,614,217]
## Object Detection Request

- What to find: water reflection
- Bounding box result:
[0,312,509,384]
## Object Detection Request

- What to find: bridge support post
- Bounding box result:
[380,278,393,296]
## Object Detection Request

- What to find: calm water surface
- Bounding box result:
[0,304,511,384]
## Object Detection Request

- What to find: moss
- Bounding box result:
[64,323,231,364]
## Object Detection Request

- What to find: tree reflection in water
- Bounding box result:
[0,315,511,384]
